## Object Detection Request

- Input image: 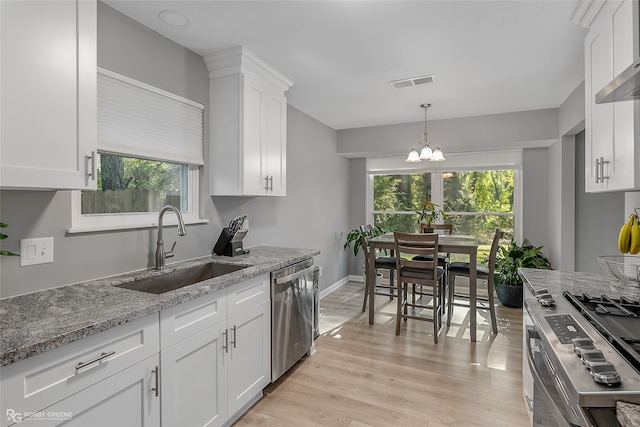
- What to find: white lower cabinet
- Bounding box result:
[161,323,228,427]
[11,355,160,427]
[159,273,271,427]
[1,274,272,427]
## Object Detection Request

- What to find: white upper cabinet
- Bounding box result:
[0,0,97,191]
[205,47,293,197]
[585,0,640,192]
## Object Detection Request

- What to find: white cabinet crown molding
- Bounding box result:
[204,46,294,92]
[571,0,607,28]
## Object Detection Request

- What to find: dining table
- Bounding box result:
[366,232,481,342]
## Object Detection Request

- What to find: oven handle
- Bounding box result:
[526,327,580,427]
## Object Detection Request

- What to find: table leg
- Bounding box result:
[368,244,375,325]
[470,249,477,342]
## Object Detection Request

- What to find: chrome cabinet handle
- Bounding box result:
[231,325,237,348]
[264,176,269,191]
[595,158,600,183]
[222,329,228,353]
[87,151,96,181]
[600,157,609,181]
[152,366,159,397]
[75,350,115,370]
[269,176,273,191]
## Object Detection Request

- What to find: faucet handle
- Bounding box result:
[166,241,177,259]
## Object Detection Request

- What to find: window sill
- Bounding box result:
[66,218,209,235]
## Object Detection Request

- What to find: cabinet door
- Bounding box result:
[227,299,271,416]
[9,356,160,427]
[161,323,228,427]
[585,12,613,192]
[264,85,287,196]
[609,0,638,190]
[0,0,97,190]
[242,73,270,196]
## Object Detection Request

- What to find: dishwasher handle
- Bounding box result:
[273,265,315,285]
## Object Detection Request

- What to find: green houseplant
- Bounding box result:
[416,200,447,227]
[0,222,19,257]
[493,238,551,308]
[342,225,384,257]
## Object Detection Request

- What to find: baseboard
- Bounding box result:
[319,275,363,299]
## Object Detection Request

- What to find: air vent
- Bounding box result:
[389,74,436,90]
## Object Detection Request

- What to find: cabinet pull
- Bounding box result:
[595,158,601,183]
[600,157,609,181]
[269,176,273,191]
[264,176,269,191]
[151,366,159,397]
[75,350,115,370]
[222,329,228,353]
[231,325,237,348]
[87,151,96,181]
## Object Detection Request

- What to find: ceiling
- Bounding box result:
[103,0,588,131]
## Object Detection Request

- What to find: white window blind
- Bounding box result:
[97,67,204,165]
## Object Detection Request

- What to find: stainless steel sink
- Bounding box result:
[115,262,248,294]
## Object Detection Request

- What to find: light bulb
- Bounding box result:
[406,148,421,162]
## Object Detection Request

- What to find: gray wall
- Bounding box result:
[0,3,350,297]
[574,131,624,273]
[522,148,550,251]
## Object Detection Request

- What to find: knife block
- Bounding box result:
[213,227,246,257]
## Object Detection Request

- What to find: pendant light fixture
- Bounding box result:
[406,103,445,163]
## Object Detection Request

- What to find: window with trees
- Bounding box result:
[371,169,515,249]
[69,68,204,233]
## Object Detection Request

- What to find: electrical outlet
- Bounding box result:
[20,238,54,266]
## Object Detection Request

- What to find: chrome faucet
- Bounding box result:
[155,205,187,270]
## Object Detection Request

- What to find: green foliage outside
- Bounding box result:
[372,170,515,260]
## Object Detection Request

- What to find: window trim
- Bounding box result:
[68,165,207,234]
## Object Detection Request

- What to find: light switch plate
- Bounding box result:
[20,237,54,266]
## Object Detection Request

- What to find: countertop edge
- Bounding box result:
[0,246,320,367]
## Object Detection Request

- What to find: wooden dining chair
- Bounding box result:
[394,232,445,343]
[415,223,453,301]
[360,224,396,312]
[447,229,504,334]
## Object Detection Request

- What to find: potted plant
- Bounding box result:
[493,238,551,308]
[342,225,385,285]
[416,200,447,227]
[0,222,19,257]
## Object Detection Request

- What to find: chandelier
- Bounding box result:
[406,103,445,163]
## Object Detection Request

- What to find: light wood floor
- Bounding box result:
[234,281,531,427]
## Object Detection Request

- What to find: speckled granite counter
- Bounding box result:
[519,268,640,300]
[0,246,319,367]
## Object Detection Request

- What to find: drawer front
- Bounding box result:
[1,314,159,426]
[227,274,270,318]
[160,288,227,350]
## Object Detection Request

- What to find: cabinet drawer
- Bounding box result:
[160,288,227,350]
[1,314,159,426]
[227,274,270,318]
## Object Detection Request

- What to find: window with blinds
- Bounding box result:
[69,68,206,233]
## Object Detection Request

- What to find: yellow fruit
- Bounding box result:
[630,216,640,254]
[619,215,634,253]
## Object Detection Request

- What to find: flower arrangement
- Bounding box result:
[416,200,447,226]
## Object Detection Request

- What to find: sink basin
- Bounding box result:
[115,262,248,294]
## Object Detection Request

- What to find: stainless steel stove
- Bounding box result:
[524,289,640,426]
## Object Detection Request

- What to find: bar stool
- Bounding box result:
[360,225,396,312]
[394,232,445,343]
[447,229,504,334]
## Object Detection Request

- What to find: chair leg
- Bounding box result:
[389,269,395,300]
[362,275,368,313]
[433,282,439,343]
[488,284,498,334]
[447,273,455,327]
[395,281,403,335]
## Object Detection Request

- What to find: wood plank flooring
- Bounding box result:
[234,281,530,427]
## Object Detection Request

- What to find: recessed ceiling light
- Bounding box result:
[158,10,191,27]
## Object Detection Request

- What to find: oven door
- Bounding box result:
[526,326,589,427]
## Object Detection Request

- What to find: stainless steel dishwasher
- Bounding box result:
[271,258,316,382]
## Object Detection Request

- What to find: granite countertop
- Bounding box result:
[0,246,319,367]
[519,268,640,300]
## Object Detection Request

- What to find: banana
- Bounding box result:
[630,216,640,254]
[619,215,635,253]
